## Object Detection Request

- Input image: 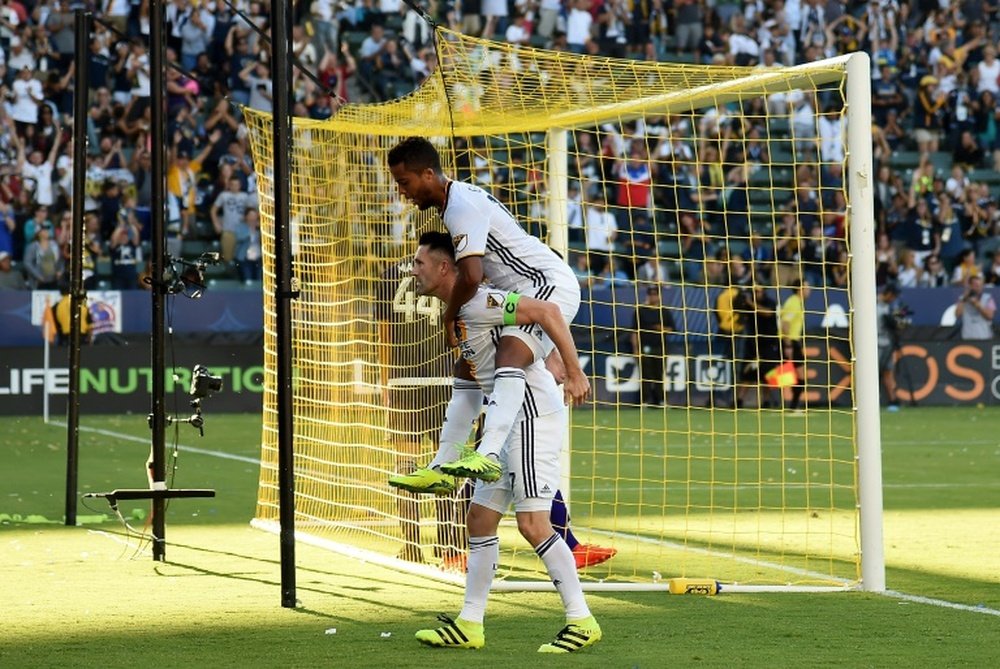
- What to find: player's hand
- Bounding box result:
[563,368,591,407]
[444,316,458,348]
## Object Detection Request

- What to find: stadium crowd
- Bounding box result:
[0,0,998,297]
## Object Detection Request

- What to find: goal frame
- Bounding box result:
[252,50,885,594]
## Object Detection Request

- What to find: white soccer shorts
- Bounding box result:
[500,282,581,361]
[471,408,565,513]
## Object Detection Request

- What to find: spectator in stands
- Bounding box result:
[955,274,996,340]
[23,203,51,245]
[565,0,592,54]
[225,25,257,107]
[372,36,410,99]
[22,221,62,289]
[696,22,725,65]
[895,248,922,288]
[0,249,26,289]
[167,131,220,257]
[240,57,273,112]
[914,75,947,153]
[984,249,1000,285]
[504,10,531,47]
[919,254,949,288]
[179,3,212,71]
[936,194,966,266]
[16,127,61,209]
[358,22,387,87]
[872,63,906,126]
[976,45,1000,96]
[631,211,665,282]
[951,247,983,285]
[109,193,143,290]
[972,89,1000,170]
[953,129,985,171]
[631,285,675,406]
[211,173,257,264]
[584,189,617,275]
[318,42,358,108]
[9,64,43,141]
[727,14,760,66]
[789,89,817,157]
[235,207,262,283]
[875,231,898,288]
[614,143,652,225]
[566,179,584,244]
[0,198,14,258]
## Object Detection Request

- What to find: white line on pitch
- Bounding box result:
[585,481,1000,492]
[51,422,260,465]
[884,590,1000,617]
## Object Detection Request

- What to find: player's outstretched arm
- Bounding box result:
[511,296,590,406]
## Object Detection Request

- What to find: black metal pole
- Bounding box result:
[149,0,168,561]
[65,10,91,527]
[271,0,297,607]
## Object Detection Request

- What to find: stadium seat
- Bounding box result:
[888,150,922,170]
[968,168,1000,185]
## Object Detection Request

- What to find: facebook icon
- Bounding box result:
[664,355,686,392]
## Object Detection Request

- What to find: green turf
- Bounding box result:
[2,409,999,667]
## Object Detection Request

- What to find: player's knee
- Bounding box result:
[467,503,500,535]
[515,511,552,545]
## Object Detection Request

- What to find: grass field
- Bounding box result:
[2,407,999,667]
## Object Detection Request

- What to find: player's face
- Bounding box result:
[390,163,436,210]
[411,245,442,297]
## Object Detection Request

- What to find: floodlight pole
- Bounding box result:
[65,9,91,527]
[270,0,298,607]
[149,0,169,561]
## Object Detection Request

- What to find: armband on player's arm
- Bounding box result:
[502,292,522,326]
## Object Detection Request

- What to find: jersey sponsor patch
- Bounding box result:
[486,292,504,309]
[453,234,468,253]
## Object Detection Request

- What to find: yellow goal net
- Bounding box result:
[244,27,883,591]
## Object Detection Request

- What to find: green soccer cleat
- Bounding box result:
[415,614,484,650]
[388,467,456,495]
[537,616,602,653]
[439,449,501,483]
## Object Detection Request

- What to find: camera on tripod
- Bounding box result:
[150,364,224,437]
[190,365,223,399]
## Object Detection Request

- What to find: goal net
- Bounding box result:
[244,28,883,591]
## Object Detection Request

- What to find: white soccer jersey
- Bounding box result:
[456,286,564,419]
[442,180,578,294]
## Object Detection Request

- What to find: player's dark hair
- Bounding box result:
[388,137,443,173]
[418,230,455,260]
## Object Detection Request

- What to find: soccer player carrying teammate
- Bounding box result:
[406,231,601,653]
[380,252,612,570]
[387,138,589,484]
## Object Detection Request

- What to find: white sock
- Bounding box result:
[430,380,483,469]
[458,535,498,624]
[479,367,526,459]
[535,533,591,621]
